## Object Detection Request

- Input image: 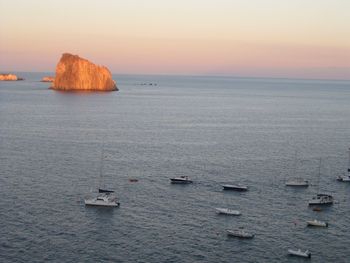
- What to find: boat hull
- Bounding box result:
[216,208,241,216]
[170,179,193,184]
[227,230,254,239]
[84,200,120,207]
[222,185,248,191]
[307,221,328,227]
[288,249,311,258]
[285,182,309,187]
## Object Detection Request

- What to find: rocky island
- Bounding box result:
[0,74,23,81]
[51,53,117,91]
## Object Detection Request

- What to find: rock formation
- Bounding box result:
[51,53,117,91]
[0,74,21,81]
[41,76,55,82]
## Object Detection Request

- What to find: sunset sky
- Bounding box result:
[0,0,349,79]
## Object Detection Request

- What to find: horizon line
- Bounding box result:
[3,70,350,82]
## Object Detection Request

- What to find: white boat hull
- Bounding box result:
[227,230,254,239]
[307,220,328,227]
[288,249,311,258]
[84,199,120,207]
[216,208,241,216]
[84,194,120,207]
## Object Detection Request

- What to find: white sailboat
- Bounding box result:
[337,148,350,182]
[285,151,309,187]
[308,159,333,206]
[85,144,120,207]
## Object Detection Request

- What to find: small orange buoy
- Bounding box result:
[313,207,322,212]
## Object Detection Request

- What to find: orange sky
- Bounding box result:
[0,0,349,79]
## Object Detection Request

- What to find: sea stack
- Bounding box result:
[52,53,117,91]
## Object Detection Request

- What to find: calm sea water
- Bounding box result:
[1,73,350,262]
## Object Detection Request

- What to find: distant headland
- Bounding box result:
[0,74,24,81]
[51,53,117,91]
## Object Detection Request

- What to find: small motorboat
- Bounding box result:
[337,175,350,182]
[215,208,241,216]
[85,193,120,207]
[222,184,248,191]
[308,194,333,205]
[288,249,311,258]
[170,176,193,184]
[226,229,254,239]
[307,219,328,227]
[285,179,309,187]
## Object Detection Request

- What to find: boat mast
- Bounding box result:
[348,148,350,173]
[317,158,321,193]
[99,142,104,188]
[293,150,297,179]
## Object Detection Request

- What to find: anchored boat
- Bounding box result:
[308,194,333,205]
[288,249,311,258]
[215,208,241,216]
[222,184,248,191]
[285,151,309,187]
[85,193,120,207]
[170,176,193,184]
[227,229,254,239]
[306,219,328,227]
[285,179,309,187]
[337,148,350,182]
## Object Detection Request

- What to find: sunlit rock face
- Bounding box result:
[0,74,18,81]
[52,53,117,91]
[41,76,55,82]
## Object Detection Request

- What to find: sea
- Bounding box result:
[1,73,350,262]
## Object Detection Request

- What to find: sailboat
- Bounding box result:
[285,151,309,187]
[337,148,350,182]
[308,159,333,206]
[84,144,120,207]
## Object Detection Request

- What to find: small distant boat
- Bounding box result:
[215,208,241,216]
[85,193,120,207]
[288,249,311,258]
[227,229,254,239]
[308,194,333,205]
[85,144,120,208]
[285,179,309,187]
[129,178,138,182]
[285,151,309,187]
[313,207,322,212]
[222,184,248,191]
[337,148,350,182]
[308,160,333,205]
[306,219,328,227]
[170,176,193,184]
[337,175,350,182]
